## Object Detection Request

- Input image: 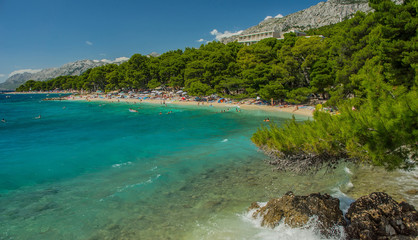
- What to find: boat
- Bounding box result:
[129,108,138,113]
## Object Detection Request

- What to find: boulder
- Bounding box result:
[252,192,346,236]
[345,192,418,240]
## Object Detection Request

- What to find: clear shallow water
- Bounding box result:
[0,94,416,240]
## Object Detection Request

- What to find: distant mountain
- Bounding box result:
[221,0,403,43]
[0,58,129,90]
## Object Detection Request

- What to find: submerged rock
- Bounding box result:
[345,192,418,240]
[251,191,346,236]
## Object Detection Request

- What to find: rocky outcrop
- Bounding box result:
[251,191,346,236]
[222,0,371,43]
[250,192,417,239]
[345,192,418,240]
[221,0,403,44]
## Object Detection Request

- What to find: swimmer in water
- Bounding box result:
[1,118,5,123]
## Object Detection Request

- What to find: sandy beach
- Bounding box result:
[65,94,315,117]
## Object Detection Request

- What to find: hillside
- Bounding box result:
[221,0,402,43]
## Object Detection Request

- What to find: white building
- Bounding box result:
[237,29,307,46]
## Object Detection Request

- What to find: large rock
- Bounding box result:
[345,192,418,240]
[251,192,346,236]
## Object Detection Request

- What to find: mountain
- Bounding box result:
[221,0,402,43]
[0,58,128,90]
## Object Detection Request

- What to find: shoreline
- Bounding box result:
[65,94,315,117]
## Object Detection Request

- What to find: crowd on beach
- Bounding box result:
[64,89,316,117]
[2,89,318,119]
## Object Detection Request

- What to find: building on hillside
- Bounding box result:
[237,30,282,46]
[237,28,307,46]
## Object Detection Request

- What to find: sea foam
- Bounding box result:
[241,205,346,240]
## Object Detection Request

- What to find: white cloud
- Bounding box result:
[210,29,243,41]
[100,59,112,63]
[0,74,5,78]
[114,57,129,62]
[93,57,130,63]
[9,69,42,77]
[86,41,93,46]
[197,38,206,43]
[264,14,283,21]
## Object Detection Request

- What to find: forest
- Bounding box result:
[17,0,417,170]
[252,0,417,171]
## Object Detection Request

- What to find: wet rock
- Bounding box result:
[248,202,260,211]
[252,192,346,236]
[345,192,418,240]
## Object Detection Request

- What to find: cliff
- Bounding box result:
[222,0,402,43]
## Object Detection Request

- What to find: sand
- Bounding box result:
[66,94,314,117]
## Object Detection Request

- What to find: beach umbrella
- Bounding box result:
[182,92,188,95]
[176,90,183,94]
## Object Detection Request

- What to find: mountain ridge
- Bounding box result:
[0,58,128,90]
[221,0,402,43]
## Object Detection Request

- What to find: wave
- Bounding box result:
[344,167,352,175]
[221,139,228,142]
[111,161,132,168]
[149,166,158,171]
[99,174,162,201]
[331,188,355,215]
[241,203,347,240]
[116,174,161,193]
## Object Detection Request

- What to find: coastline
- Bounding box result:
[64,94,315,117]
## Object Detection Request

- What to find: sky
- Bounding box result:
[0,0,323,83]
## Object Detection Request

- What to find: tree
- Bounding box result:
[187,81,213,97]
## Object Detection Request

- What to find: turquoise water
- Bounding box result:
[0,94,416,240]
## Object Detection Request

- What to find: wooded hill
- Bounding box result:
[252,0,417,171]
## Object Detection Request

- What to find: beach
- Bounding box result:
[64,93,315,117]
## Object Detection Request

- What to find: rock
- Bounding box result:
[345,192,418,240]
[248,202,260,211]
[252,192,346,236]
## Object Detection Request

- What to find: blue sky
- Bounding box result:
[0,0,323,83]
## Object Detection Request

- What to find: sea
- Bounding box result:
[0,93,416,240]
